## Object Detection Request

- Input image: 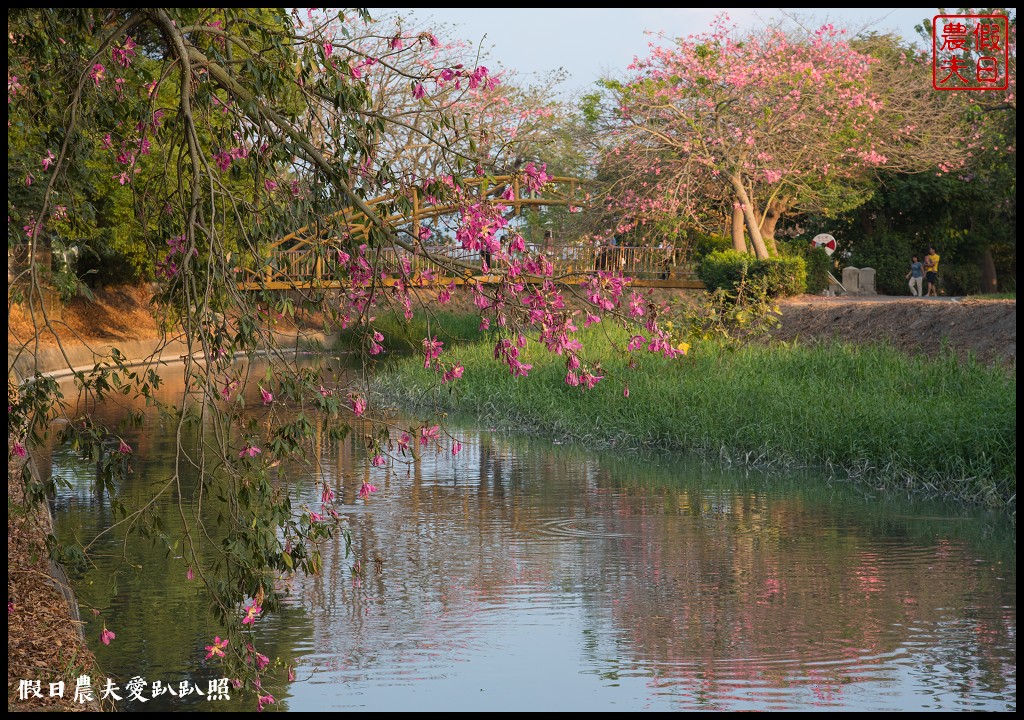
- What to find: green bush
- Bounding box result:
[778,240,830,294]
[698,250,807,297]
[758,255,807,297]
[697,249,751,291]
[689,232,733,260]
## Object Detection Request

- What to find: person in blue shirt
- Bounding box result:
[906,255,924,296]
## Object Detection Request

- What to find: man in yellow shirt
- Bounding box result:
[924,247,940,296]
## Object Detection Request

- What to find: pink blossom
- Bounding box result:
[323,42,333,58]
[111,37,137,67]
[260,386,273,405]
[350,394,367,417]
[239,445,262,459]
[187,567,194,581]
[221,379,238,400]
[522,161,550,193]
[257,694,275,712]
[8,74,23,102]
[41,150,55,171]
[118,439,132,455]
[263,179,278,192]
[242,602,262,626]
[358,481,378,499]
[100,627,116,645]
[412,82,425,99]
[390,35,403,50]
[370,454,386,467]
[420,425,440,446]
[89,63,105,86]
[422,336,443,369]
[213,151,232,172]
[398,433,411,452]
[623,384,630,398]
[205,636,229,659]
[441,365,464,384]
[12,440,26,458]
[451,440,462,456]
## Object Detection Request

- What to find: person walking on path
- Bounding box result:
[906,255,924,296]
[924,247,940,296]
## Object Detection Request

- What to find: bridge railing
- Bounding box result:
[237,242,698,289]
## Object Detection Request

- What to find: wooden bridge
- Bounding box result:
[235,175,704,291]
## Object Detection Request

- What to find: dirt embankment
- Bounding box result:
[7,285,1017,369]
[772,295,1016,369]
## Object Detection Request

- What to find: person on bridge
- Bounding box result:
[658,240,673,280]
[481,237,494,272]
[596,236,617,271]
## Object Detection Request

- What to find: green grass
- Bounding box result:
[334,309,482,356]
[376,323,1016,513]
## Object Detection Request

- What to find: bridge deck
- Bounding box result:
[235,243,705,290]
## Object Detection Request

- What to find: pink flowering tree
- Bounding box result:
[306,10,568,181]
[7,7,681,705]
[595,15,969,257]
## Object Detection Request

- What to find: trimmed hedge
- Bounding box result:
[698,249,807,297]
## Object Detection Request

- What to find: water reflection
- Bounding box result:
[49,362,1015,712]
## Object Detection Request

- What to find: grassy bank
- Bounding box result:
[375,321,1016,513]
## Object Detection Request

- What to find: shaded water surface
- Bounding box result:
[48,362,1015,712]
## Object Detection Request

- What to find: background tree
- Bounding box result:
[593,15,968,259]
[802,9,1016,294]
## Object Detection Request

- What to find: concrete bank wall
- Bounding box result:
[8,338,193,383]
[8,328,337,382]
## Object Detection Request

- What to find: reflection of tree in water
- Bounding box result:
[589,488,1015,708]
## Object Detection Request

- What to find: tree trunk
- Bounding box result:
[730,175,770,259]
[979,246,998,294]
[759,201,785,256]
[731,203,747,253]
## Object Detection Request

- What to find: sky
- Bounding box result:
[367,8,947,95]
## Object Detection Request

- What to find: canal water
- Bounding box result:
[46,359,1016,712]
